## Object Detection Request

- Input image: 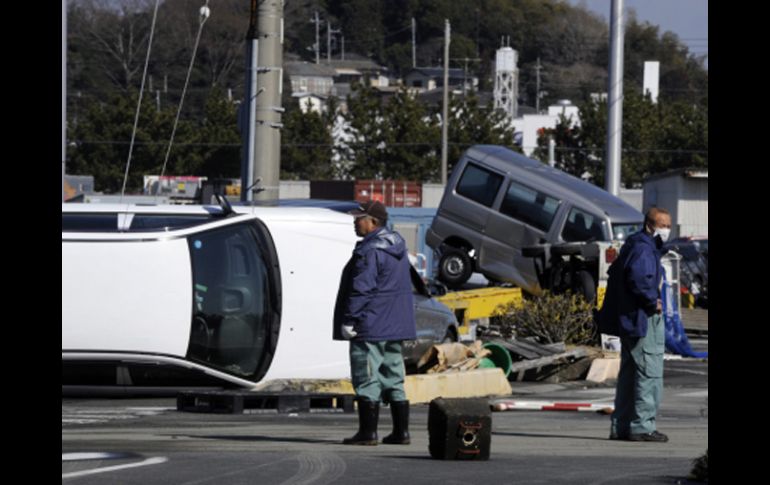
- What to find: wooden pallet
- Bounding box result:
[177,391,356,414]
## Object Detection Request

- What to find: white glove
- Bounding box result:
[341,325,358,339]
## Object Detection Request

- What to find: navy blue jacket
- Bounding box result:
[597,230,663,338]
[333,226,417,341]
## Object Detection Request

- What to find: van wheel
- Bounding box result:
[438,248,472,288]
[575,270,596,303]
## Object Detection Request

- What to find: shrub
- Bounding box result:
[493,291,597,345]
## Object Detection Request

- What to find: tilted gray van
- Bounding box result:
[426,145,644,293]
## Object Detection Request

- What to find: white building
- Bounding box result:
[512,100,580,157]
[643,169,708,238]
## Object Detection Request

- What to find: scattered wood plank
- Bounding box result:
[506,348,589,382]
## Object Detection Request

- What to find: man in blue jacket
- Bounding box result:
[598,207,672,442]
[334,200,417,446]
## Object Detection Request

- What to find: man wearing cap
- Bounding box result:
[333,200,417,446]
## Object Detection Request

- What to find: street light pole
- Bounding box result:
[441,19,450,186]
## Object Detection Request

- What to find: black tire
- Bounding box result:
[438,248,473,288]
[442,327,457,343]
[575,270,596,303]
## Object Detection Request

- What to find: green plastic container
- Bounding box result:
[479,342,513,377]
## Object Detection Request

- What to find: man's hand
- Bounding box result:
[656,299,663,314]
[341,325,358,339]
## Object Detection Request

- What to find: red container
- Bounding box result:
[354,180,422,207]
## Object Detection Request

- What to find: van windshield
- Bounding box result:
[186,222,281,382]
[612,222,644,241]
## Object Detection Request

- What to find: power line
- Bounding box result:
[70,139,707,154]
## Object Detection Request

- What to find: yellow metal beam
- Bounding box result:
[436,287,523,325]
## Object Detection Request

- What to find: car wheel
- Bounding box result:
[438,248,473,288]
[442,328,457,344]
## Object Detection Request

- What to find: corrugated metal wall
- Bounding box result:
[643,175,707,238]
[677,179,708,237]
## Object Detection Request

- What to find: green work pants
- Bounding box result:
[350,340,407,403]
[611,313,665,436]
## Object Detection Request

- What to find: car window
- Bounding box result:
[62,213,119,232]
[562,207,607,242]
[455,163,503,207]
[410,265,431,297]
[499,180,560,232]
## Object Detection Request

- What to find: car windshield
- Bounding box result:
[612,222,644,241]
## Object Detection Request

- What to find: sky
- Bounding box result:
[567,0,708,67]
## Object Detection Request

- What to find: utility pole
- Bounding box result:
[341,35,345,60]
[412,17,417,68]
[452,57,480,96]
[62,0,66,202]
[251,0,284,201]
[548,136,556,168]
[312,11,320,64]
[535,57,542,113]
[441,19,450,186]
[327,22,341,64]
[605,0,625,196]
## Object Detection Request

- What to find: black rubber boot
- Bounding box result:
[343,398,379,445]
[382,400,410,444]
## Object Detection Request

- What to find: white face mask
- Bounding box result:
[653,227,671,243]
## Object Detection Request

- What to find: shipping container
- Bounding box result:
[355,180,422,207]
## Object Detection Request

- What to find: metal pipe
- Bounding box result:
[441,19,450,186]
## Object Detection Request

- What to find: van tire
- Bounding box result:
[438,248,473,288]
[575,270,596,303]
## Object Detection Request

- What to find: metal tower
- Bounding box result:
[494,45,518,119]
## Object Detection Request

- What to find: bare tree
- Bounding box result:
[69,0,156,91]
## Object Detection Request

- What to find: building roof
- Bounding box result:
[416,89,492,107]
[644,168,709,183]
[407,67,468,80]
[284,61,336,78]
[328,56,387,73]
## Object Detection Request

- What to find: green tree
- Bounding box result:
[67,89,241,192]
[195,89,242,179]
[535,88,708,188]
[67,91,196,193]
[445,92,518,176]
[281,101,335,180]
[343,83,389,179]
[381,88,441,181]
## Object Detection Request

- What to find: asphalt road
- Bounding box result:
[62,339,707,485]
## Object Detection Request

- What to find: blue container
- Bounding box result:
[386,207,438,280]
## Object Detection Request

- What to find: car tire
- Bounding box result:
[438,248,473,288]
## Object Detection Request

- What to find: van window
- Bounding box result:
[456,163,503,207]
[499,181,560,232]
[562,207,607,242]
[612,222,643,241]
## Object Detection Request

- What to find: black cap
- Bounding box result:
[350,200,388,221]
